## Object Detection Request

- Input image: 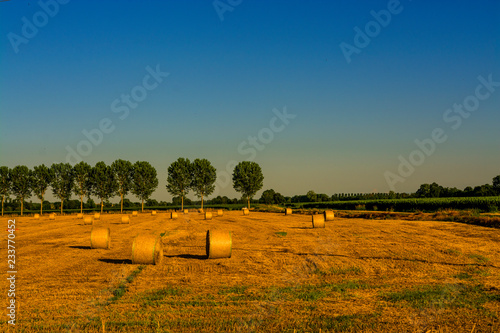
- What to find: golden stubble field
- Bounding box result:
[1,210,499,332]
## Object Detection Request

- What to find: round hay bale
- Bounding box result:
[49,213,56,220]
[205,212,213,220]
[206,230,232,259]
[34,214,40,219]
[90,227,110,249]
[324,210,335,221]
[312,214,325,228]
[217,209,223,216]
[132,211,138,217]
[171,212,178,219]
[131,234,163,265]
[121,215,130,224]
[184,209,189,214]
[242,208,249,216]
[151,210,157,216]
[285,208,292,215]
[198,208,204,213]
[83,216,94,225]
[76,213,83,219]
[94,213,100,220]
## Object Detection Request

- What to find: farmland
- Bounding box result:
[2,210,499,332]
[297,196,500,213]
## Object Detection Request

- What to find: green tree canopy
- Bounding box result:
[0,166,11,216]
[416,184,431,198]
[429,182,442,197]
[317,193,330,202]
[166,157,193,211]
[111,159,133,213]
[274,192,286,204]
[90,162,118,214]
[493,175,500,195]
[191,158,216,210]
[473,184,496,197]
[73,162,92,214]
[232,161,264,209]
[10,165,32,216]
[131,161,158,212]
[32,164,53,215]
[306,190,317,202]
[50,163,74,214]
[260,189,276,204]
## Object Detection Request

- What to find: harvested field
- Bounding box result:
[1,211,499,332]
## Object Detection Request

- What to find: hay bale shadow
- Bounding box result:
[165,254,207,260]
[69,246,91,250]
[98,258,132,264]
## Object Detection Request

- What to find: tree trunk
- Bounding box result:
[2,196,4,216]
[121,193,124,213]
[141,199,144,212]
[60,199,63,215]
[80,194,83,214]
[40,194,44,215]
[181,190,184,211]
[248,197,250,209]
[21,196,24,216]
[201,194,204,210]
[101,199,103,214]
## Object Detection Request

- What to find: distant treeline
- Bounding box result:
[0,158,265,215]
[2,179,499,212]
[257,177,500,204]
[0,196,253,214]
[1,157,498,215]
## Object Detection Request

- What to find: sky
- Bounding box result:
[1,0,499,203]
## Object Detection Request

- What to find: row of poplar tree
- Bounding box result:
[0,158,264,216]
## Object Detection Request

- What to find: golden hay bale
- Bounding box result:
[312,214,325,228]
[94,213,100,220]
[184,209,189,214]
[285,208,292,215]
[34,214,40,219]
[198,208,204,213]
[131,234,163,265]
[90,227,110,249]
[242,208,249,216]
[217,209,223,216]
[324,210,335,221]
[151,211,157,216]
[49,213,56,220]
[132,211,138,217]
[121,216,130,224]
[76,213,83,219]
[171,212,178,219]
[83,216,94,225]
[205,212,213,220]
[206,230,232,259]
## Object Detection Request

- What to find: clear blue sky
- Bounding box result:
[1,0,499,202]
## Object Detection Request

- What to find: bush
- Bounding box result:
[355,204,365,210]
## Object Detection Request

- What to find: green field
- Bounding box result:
[295,196,500,213]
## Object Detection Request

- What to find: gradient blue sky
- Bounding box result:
[1,0,499,202]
